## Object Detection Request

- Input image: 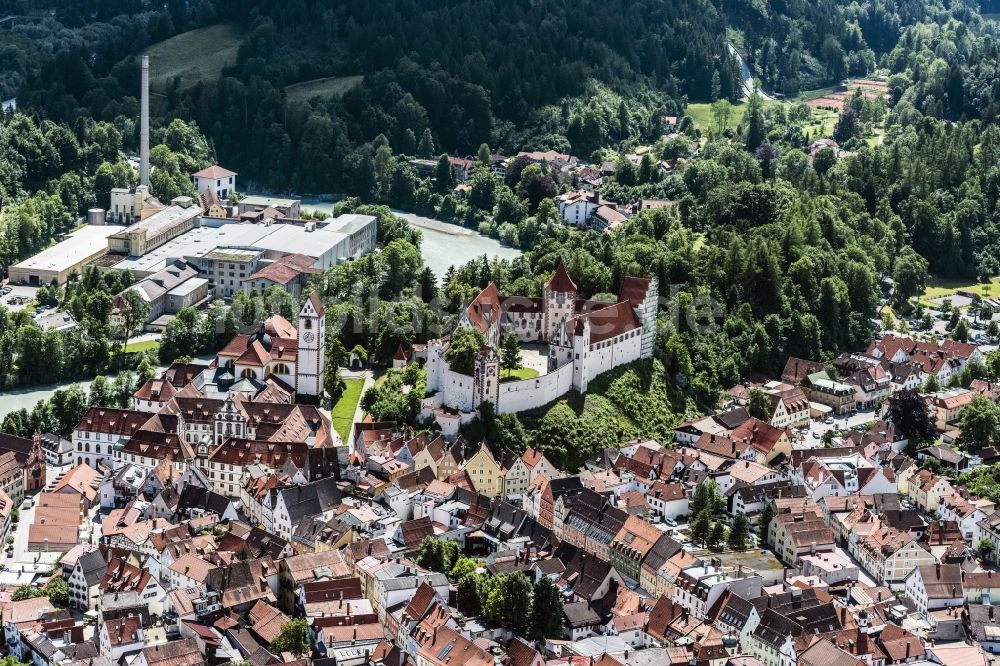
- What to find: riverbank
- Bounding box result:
[0,351,214,420]
[298,199,522,278]
[391,211,480,237]
[0,379,94,419]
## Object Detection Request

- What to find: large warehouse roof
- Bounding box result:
[12,225,125,275]
[106,220,353,275]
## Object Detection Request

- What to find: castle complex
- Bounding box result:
[425,262,658,417]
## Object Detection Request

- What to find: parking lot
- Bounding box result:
[1,283,40,312]
[792,407,881,449]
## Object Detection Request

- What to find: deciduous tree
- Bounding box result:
[445,327,486,376]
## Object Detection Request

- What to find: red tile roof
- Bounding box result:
[247,254,320,285]
[306,291,326,317]
[571,300,640,343]
[618,276,651,306]
[207,439,307,468]
[465,282,502,334]
[192,165,237,179]
[75,408,150,436]
[545,261,577,293]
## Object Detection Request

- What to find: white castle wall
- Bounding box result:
[425,340,446,392]
[581,328,644,385]
[496,362,575,415]
[424,342,476,412]
[441,368,475,412]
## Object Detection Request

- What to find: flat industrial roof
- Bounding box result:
[202,247,261,261]
[12,225,125,274]
[325,214,376,235]
[107,221,350,274]
[167,277,209,297]
[113,205,200,240]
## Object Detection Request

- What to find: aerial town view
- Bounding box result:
[3,2,1000,666]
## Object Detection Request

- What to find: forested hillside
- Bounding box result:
[0,0,952,192]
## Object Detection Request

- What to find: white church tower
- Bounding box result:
[296,292,326,399]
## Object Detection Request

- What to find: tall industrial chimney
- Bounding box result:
[140,55,150,188]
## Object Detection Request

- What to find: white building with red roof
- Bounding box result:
[425,262,657,416]
[192,164,237,199]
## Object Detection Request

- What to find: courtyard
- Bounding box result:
[513,343,548,380]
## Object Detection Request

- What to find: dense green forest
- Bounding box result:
[4,0,995,195]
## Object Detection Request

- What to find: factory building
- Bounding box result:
[108,200,201,256]
[9,225,126,285]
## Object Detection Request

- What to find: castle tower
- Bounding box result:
[473,347,500,411]
[639,276,658,359]
[542,261,577,343]
[571,318,591,393]
[296,292,326,398]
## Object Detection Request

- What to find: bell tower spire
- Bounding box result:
[296,292,326,399]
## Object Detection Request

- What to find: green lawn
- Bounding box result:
[920,276,1000,305]
[686,102,749,133]
[285,75,364,104]
[143,23,242,92]
[124,339,160,353]
[331,377,365,443]
[687,99,820,135]
[687,98,872,145]
[501,366,540,382]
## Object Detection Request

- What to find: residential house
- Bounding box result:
[555,190,601,227]
[908,470,954,513]
[802,371,856,415]
[99,616,145,661]
[68,549,107,611]
[101,557,167,616]
[762,385,811,429]
[673,563,763,620]
[766,498,835,565]
[799,552,859,585]
[610,516,672,582]
[132,637,204,666]
[463,442,503,497]
[646,481,689,521]
[500,449,531,498]
[521,448,563,484]
[855,527,935,589]
[413,624,491,666]
[964,570,1000,604]
[928,389,974,431]
[903,563,963,614]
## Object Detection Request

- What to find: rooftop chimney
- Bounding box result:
[140,55,150,188]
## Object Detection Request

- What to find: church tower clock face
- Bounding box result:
[302,331,315,344]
